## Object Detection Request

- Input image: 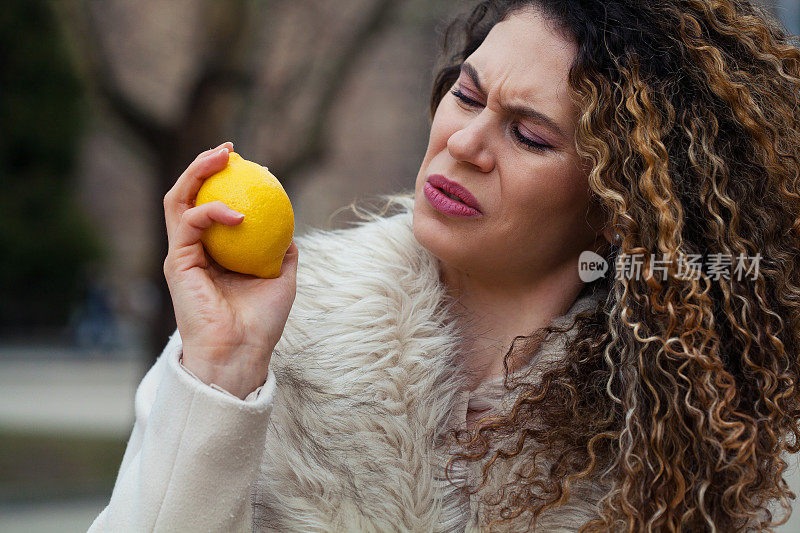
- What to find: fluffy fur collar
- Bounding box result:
[252,195,608,531]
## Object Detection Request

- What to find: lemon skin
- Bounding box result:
[195,152,294,278]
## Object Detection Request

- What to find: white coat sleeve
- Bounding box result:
[88,328,277,532]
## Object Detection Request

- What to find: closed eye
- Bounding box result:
[449,88,551,152]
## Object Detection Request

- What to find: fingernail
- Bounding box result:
[226,205,244,218]
[218,147,229,156]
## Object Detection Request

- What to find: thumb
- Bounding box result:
[279,240,299,279]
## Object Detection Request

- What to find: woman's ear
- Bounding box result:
[603,226,615,245]
[587,197,615,245]
[603,226,622,247]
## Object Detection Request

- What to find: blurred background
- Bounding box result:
[0,0,797,531]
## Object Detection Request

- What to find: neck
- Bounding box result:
[439,258,586,390]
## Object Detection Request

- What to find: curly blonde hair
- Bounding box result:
[422,0,800,530]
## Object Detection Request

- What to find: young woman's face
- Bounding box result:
[413,9,607,284]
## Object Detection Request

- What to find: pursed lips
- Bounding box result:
[426,174,483,213]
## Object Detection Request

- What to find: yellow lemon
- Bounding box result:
[195,151,294,278]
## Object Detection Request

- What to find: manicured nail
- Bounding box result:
[227,206,244,219]
[218,147,229,156]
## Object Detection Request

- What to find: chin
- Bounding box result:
[411,209,440,256]
[412,210,470,268]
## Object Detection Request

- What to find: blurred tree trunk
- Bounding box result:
[52,0,401,368]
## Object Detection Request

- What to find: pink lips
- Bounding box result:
[424,174,483,218]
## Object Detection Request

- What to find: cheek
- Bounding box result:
[503,164,592,230]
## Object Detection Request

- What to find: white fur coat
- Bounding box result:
[91,194,609,532]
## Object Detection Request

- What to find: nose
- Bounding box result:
[446,116,495,173]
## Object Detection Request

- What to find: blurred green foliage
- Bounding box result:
[0,0,105,329]
[0,429,126,503]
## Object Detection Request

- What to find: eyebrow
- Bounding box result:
[460,61,568,140]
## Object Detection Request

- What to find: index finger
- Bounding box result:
[196,141,234,161]
[164,145,232,242]
[164,141,233,211]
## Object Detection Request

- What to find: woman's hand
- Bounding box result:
[162,142,299,399]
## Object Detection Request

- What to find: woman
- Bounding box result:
[91,0,800,531]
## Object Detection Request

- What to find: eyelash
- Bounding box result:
[449,88,550,151]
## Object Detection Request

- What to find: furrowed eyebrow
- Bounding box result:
[460,61,568,140]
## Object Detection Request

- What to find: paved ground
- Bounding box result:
[0,351,143,438]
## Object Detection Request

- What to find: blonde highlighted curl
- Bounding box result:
[422,0,800,531]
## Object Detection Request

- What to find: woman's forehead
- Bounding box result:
[464,12,579,133]
[468,11,577,104]
[469,14,577,89]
